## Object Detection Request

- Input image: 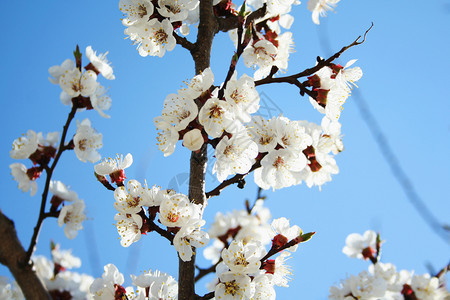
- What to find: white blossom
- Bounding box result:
[221,240,264,274]
[95,153,133,176]
[59,68,98,98]
[10,130,38,159]
[58,200,86,239]
[50,180,79,202]
[215,272,255,300]
[86,46,115,80]
[173,219,210,262]
[213,132,258,182]
[342,230,377,260]
[10,163,38,196]
[307,0,340,25]
[73,118,103,163]
[48,59,75,85]
[114,212,143,247]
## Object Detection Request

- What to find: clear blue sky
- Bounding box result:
[0,0,449,299]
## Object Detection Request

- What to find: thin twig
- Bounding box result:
[25,104,78,262]
[205,161,261,199]
[254,23,374,87]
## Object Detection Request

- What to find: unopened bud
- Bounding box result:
[183,129,204,152]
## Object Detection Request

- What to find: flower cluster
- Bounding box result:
[154,66,349,190]
[120,0,195,57]
[50,180,87,239]
[9,130,59,196]
[330,231,449,300]
[203,199,313,299]
[90,263,178,299]
[31,244,94,300]
[95,153,210,261]
[49,45,114,118]
[306,59,362,121]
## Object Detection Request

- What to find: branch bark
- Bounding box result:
[0,210,51,300]
[178,0,218,298]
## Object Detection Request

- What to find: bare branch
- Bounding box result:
[174,32,195,52]
[255,23,374,87]
[206,161,261,199]
[0,210,51,300]
[26,103,78,262]
[217,5,267,33]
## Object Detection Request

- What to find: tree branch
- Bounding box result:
[217,5,267,32]
[174,32,195,52]
[255,23,374,87]
[26,103,78,262]
[0,210,51,300]
[205,160,261,199]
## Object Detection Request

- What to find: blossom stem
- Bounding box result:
[25,104,78,263]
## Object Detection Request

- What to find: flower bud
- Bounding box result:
[182,129,204,151]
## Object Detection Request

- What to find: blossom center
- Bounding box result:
[154,29,168,45]
[78,139,87,151]
[209,104,223,119]
[126,195,140,208]
[224,280,239,296]
[167,211,180,223]
[138,4,147,18]
[273,156,285,169]
[234,252,249,267]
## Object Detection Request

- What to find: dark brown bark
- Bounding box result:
[0,210,51,300]
[178,0,218,298]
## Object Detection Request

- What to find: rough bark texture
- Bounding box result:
[0,210,51,300]
[178,0,218,298]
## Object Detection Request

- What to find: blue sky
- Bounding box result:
[0,0,449,299]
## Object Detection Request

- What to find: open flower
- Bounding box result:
[10,130,38,160]
[73,119,103,163]
[86,46,115,80]
[58,200,86,239]
[10,163,38,196]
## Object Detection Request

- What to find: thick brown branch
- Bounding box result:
[174,32,195,52]
[196,291,215,300]
[217,5,267,32]
[255,23,374,87]
[195,259,221,282]
[206,161,261,199]
[0,210,51,300]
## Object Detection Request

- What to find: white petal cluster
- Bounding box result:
[131,269,178,299]
[308,60,363,121]
[50,180,79,202]
[342,230,377,260]
[90,264,124,299]
[307,0,340,25]
[73,118,103,163]
[95,153,133,176]
[329,263,449,300]
[48,46,114,118]
[213,132,258,182]
[204,201,302,299]
[120,0,199,57]
[9,162,38,196]
[57,199,86,239]
[9,130,38,159]
[86,46,115,80]
[30,248,94,300]
[173,219,210,261]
